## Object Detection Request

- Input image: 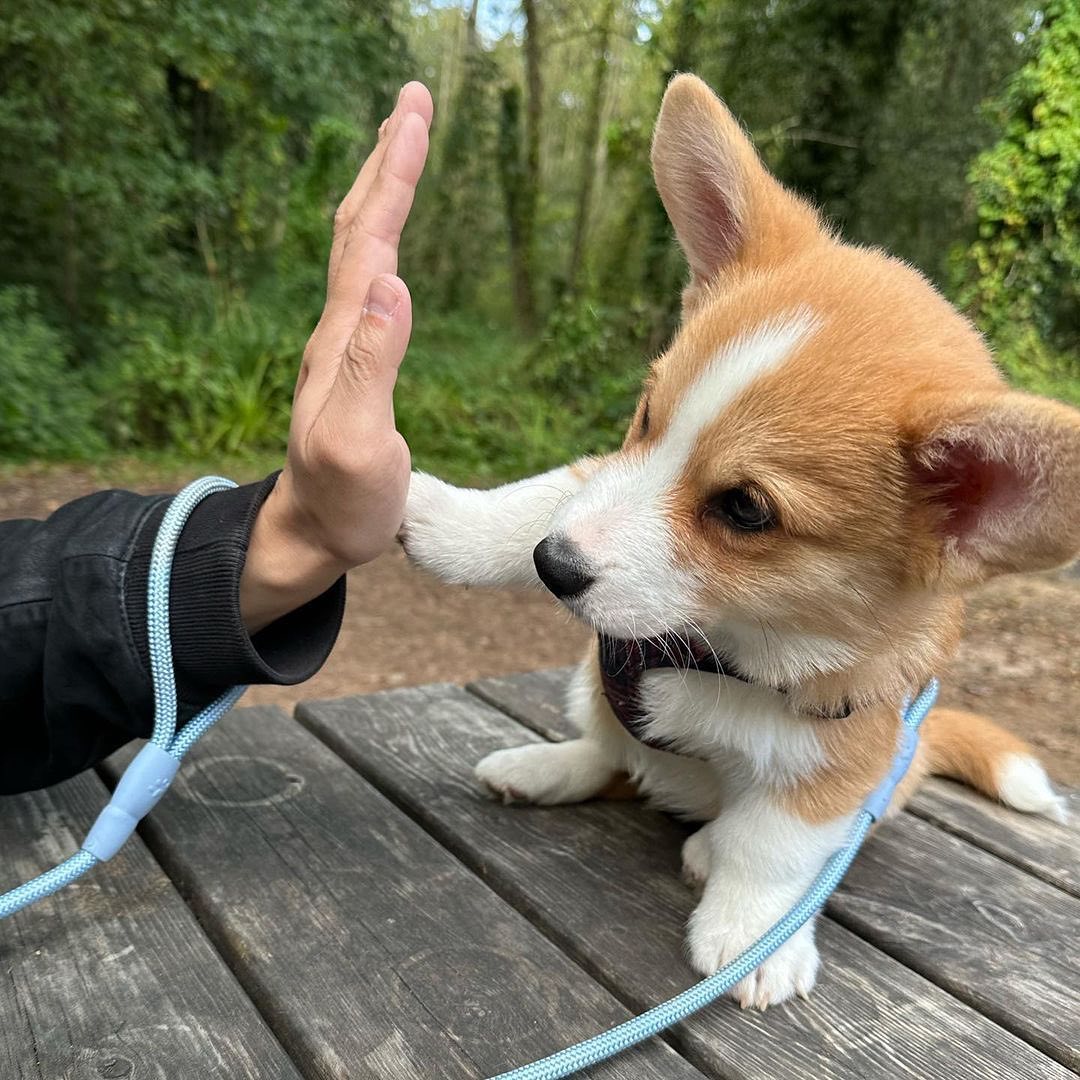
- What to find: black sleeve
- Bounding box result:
[0,474,345,795]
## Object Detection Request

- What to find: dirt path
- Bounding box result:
[3,465,1077,786]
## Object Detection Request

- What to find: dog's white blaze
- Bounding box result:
[653,306,823,486]
[553,308,822,638]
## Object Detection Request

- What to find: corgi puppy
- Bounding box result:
[401,74,1076,1009]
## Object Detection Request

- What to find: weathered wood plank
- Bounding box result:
[468,668,580,742]
[472,670,1080,1065]
[298,684,1073,1080]
[104,705,703,1080]
[0,770,301,1080]
[832,812,1080,1068]
[908,778,1079,899]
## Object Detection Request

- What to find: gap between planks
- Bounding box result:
[297,682,1076,1080]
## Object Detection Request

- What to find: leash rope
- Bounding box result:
[0,476,939,1080]
[0,477,246,920]
[486,678,938,1080]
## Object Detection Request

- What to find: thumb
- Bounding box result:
[331,274,413,425]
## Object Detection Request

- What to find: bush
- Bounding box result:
[397,307,646,486]
[0,286,104,459]
[528,294,649,446]
[953,2,1080,402]
[102,297,302,457]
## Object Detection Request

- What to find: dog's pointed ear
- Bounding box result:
[651,74,821,300]
[908,391,1080,586]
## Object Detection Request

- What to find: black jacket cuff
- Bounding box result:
[125,474,346,713]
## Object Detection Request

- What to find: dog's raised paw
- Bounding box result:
[400,472,468,576]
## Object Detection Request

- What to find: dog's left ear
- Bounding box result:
[651,74,822,303]
[908,391,1080,586]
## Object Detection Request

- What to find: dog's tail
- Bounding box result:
[921,707,1067,823]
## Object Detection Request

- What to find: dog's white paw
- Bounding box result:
[399,472,479,584]
[687,900,819,1009]
[475,740,618,806]
[681,829,712,889]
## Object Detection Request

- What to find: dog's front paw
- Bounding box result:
[399,472,481,583]
[687,898,819,1009]
[475,740,619,806]
[681,828,712,889]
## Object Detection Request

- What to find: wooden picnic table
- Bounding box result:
[2,668,1078,1079]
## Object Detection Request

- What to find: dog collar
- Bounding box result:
[598,633,852,753]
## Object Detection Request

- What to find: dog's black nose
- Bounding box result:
[533,535,595,599]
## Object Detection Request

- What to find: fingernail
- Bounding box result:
[363,276,399,320]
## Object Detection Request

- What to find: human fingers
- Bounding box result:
[327,82,433,284]
[321,111,429,339]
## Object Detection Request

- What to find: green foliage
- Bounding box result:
[954,1,1080,399]
[398,314,569,484]
[1,0,1078,481]
[102,296,301,457]
[397,305,642,485]
[0,0,404,345]
[0,288,103,459]
[530,293,648,424]
[690,0,1034,284]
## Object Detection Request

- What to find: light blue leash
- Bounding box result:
[0,477,246,920]
[488,678,938,1080]
[0,476,939,1080]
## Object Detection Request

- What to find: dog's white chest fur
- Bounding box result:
[579,665,827,823]
[637,670,826,781]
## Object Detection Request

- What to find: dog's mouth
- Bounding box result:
[598,631,728,675]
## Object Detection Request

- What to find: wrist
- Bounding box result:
[239,476,348,634]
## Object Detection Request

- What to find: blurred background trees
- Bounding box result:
[1,0,1076,479]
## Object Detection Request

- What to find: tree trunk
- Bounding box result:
[514,0,542,331]
[567,0,616,290]
[640,0,700,351]
[498,83,534,329]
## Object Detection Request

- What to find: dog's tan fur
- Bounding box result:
[641,75,1079,825]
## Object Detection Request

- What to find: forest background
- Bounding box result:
[2,0,1077,484]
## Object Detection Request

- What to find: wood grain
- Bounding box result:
[0,770,300,1080]
[299,684,1073,1080]
[832,811,1080,1068]
[104,705,702,1080]
[474,669,1080,1066]
[468,668,580,742]
[909,777,1079,898]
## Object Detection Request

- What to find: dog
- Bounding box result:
[400,74,1076,1009]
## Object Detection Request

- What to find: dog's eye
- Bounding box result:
[705,486,776,532]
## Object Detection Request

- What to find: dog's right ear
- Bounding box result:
[651,75,822,302]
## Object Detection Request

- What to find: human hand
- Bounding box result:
[240,82,433,632]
